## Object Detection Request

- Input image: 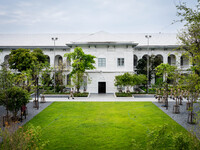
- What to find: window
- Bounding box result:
[117,58,124,66]
[98,58,106,67]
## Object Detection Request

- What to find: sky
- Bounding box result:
[0,0,197,34]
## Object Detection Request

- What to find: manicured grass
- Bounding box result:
[26,102,187,150]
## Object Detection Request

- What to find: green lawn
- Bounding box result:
[26,102,187,150]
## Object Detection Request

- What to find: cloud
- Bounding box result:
[0,0,193,33]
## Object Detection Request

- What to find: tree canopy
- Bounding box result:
[8,48,48,72]
[176,1,200,73]
[114,73,147,93]
[64,47,96,92]
[64,47,96,75]
[136,55,162,81]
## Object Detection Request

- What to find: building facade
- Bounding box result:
[0,31,190,93]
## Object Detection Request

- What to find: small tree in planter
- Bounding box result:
[155,63,177,109]
[182,67,200,124]
[114,75,123,92]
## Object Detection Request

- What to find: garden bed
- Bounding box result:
[115,92,133,97]
[40,92,89,98]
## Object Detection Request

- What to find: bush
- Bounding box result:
[43,91,70,94]
[148,88,156,94]
[0,124,48,150]
[115,92,132,97]
[0,86,30,120]
[74,92,89,97]
[132,124,200,150]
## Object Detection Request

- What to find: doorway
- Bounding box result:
[98,82,106,93]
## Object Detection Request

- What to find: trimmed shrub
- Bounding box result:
[74,92,89,97]
[115,92,132,97]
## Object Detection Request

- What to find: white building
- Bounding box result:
[0,31,190,93]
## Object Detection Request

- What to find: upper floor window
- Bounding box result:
[98,58,106,67]
[117,58,124,66]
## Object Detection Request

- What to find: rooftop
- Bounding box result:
[0,31,180,47]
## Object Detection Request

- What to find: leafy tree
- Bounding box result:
[9,49,35,72]
[136,58,147,75]
[114,73,147,93]
[175,1,200,123]
[32,48,48,64]
[136,55,162,86]
[0,63,14,118]
[41,66,53,87]
[64,47,96,93]
[176,1,200,72]
[9,48,48,72]
[155,63,177,83]
[5,86,30,120]
[155,63,177,109]
[8,48,48,93]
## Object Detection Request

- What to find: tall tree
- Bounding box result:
[9,48,35,72]
[176,1,200,72]
[64,47,96,93]
[176,1,200,123]
[136,55,162,92]
[9,48,48,72]
[0,63,14,118]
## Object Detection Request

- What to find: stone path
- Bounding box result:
[153,99,200,138]
[0,102,52,129]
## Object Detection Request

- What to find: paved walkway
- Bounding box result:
[154,100,200,138]
[0,102,52,129]
[32,93,160,102]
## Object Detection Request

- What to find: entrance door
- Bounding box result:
[98,82,106,93]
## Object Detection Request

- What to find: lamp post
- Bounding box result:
[145,35,152,93]
[52,37,58,93]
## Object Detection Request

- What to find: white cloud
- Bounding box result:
[0,0,195,33]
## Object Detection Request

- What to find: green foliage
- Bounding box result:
[132,124,200,150]
[64,47,96,75]
[136,58,147,75]
[64,47,96,92]
[0,71,30,119]
[155,63,177,80]
[55,85,65,93]
[115,92,132,97]
[5,86,30,118]
[176,1,200,68]
[114,73,147,93]
[32,48,48,64]
[136,55,162,82]
[9,48,48,72]
[0,63,14,91]
[9,48,35,72]
[0,124,48,150]
[41,71,52,87]
[71,71,84,92]
[73,92,89,97]
[148,88,156,94]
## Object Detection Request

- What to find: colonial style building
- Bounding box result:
[0,31,190,93]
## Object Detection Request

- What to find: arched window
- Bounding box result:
[134,55,138,67]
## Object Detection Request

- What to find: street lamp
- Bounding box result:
[145,35,152,93]
[52,37,58,93]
